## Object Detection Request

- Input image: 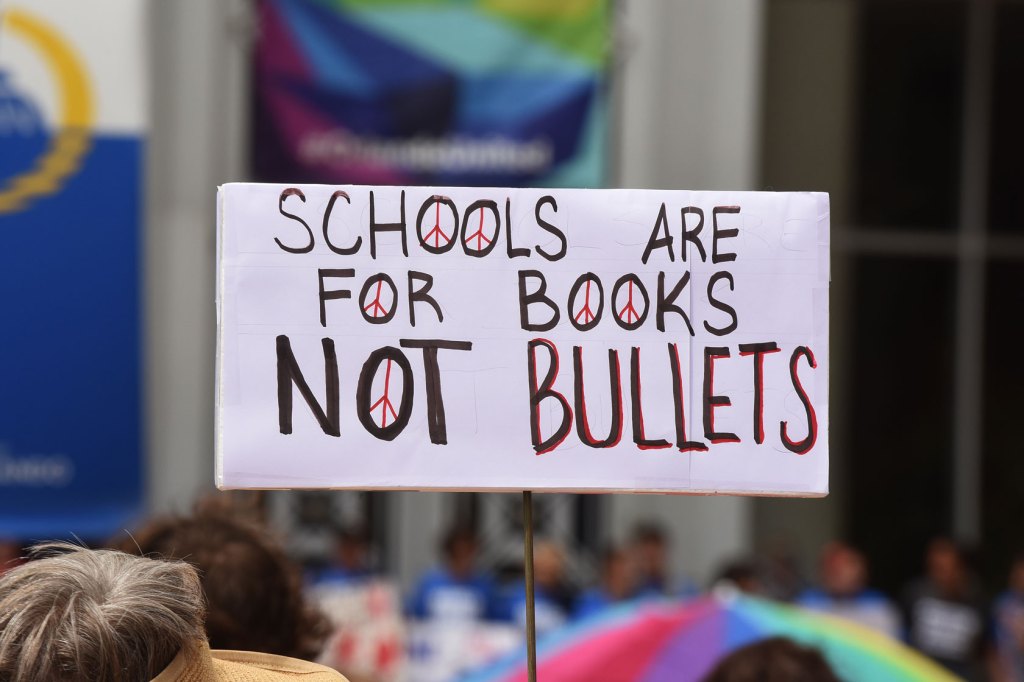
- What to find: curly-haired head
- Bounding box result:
[703,637,840,682]
[114,508,330,661]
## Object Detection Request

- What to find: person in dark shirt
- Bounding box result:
[903,538,988,681]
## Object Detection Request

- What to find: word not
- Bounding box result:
[276,336,471,445]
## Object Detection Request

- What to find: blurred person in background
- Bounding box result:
[309,526,405,682]
[0,539,21,575]
[407,525,501,622]
[630,521,697,599]
[631,522,672,597]
[902,538,988,681]
[506,540,575,634]
[311,525,375,587]
[992,552,1024,682]
[712,559,763,596]
[755,540,807,602]
[701,637,840,682]
[114,506,332,662]
[0,543,345,681]
[797,541,900,638]
[575,545,636,619]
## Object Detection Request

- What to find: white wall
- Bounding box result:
[615,0,764,191]
[145,0,250,514]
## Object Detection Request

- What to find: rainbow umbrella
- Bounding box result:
[459,594,958,682]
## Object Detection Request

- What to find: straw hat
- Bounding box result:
[153,641,347,682]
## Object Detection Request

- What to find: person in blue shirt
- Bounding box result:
[308,526,374,587]
[630,522,699,600]
[506,540,575,634]
[993,553,1024,682]
[575,545,636,619]
[407,525,501,622]
[797,541,900,639]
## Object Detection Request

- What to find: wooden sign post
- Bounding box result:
[522,491,537,682]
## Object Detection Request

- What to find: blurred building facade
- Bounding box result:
[144,0,1023,592]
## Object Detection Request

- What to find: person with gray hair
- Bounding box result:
[0,543,346,681]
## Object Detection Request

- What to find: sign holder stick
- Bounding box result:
[522,490,538,682]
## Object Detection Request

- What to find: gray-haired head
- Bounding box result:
[0,543,206,681]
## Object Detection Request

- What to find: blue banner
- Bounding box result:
[0,3,145,539]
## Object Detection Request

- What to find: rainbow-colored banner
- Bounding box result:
[253,0,609,187]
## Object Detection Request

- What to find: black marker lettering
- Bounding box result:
[656,271,694,335]
[408,271,442,326]
[612,274,649,331]
[369,190,408,258]
[276,335,340,437]
[573,346,623,448]
[704,271,738,336]
[780,346,818,454]
[275,188,314,254]
[527,339,572,454]
[416,195,458,255]
[505,197,531,258]
[567,273,604,332]
[323,190,360,255]
[355,346,413,441]
[630,347,670,449]
[318,268,354,327]
[359,273,398,324]
[518,270,560,332]
[642,203,675,264]
[400,339,472,445]
[712,206,740,263]
[535,195,567,261]
[668,343,708,452]
[703,346,738,444]
[681,207,707,263]
[739,342,781,444]
[461,199,501,258]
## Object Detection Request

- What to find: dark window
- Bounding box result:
[848,257,956,593]
[854,1,965,230]
[981,262,1024,586]
[988,3,1024,233]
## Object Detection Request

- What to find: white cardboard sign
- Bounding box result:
[216,184,829,496]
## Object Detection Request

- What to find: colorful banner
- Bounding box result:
[0,1,146,537]
[253,0,609,188]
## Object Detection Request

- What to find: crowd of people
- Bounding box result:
[308,523,1024,682]
[2,502,1024,681]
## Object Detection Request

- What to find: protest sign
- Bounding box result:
[216,184,829,496]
